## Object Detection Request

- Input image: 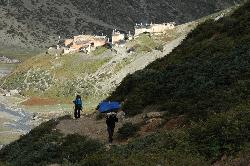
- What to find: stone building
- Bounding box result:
[134,22,175,37]
[64,35,108,54]
[112,30,125,45]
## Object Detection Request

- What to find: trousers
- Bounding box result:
[107,126,115,143]
[74,106,81,119]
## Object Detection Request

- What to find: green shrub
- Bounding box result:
[92,46,108,56]
[58,115,72,120]
[117,123,140,139]
[189,108,250,161]
[0,118,103,166]
[60,134,103,163]
[95,112,105,120]
[155,44,164,52]
[83,130,207,165]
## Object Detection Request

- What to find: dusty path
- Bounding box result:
[56,116,111,142]
[56,114,144,143]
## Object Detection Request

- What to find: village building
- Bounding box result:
[112,30,125,46]
[134,22,176,37]
[127,31,133,40]
[64,35,108,54]
[51,21,176,55]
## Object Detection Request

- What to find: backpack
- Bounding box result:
[75,98,82,106]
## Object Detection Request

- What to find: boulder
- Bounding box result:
[141,118,164,132]
[10,89,19,95]
[47,47,64,55]
[117,111,126,121]
[145,112,164,119]
[164,116,185,130]
[4,93,11,97]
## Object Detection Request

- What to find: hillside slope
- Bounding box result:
[0,0,244,52]
[0,1,250,166]
[1,23,195,109]
[108,0,250,118]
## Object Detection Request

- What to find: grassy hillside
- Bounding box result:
[1,2,250,166]
[108,0,250,119]
[0,23,193,110]
[0,53,111,106]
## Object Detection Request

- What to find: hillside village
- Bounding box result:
[1,0,250,164]
[48,22,176,55]
[1,0,250,165]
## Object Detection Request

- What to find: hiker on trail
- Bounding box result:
[96,101,121,143]
[73,95,83,119]
[106,112,118,143]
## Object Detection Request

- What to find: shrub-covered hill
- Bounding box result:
[1,2,250,166]
[108,0,250,119]
[0,99,249,165]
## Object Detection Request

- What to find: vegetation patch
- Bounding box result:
[117,122,140,140]
[0,47,43,62]
[21,97,59,106]
[1,106,250,165]
[82,108,250,165]
[1,53,111,103]
[91,46,109,56]
[129,34,164,53]
[108,1,250,120]
[0,117,103,166]
[1,2,250,165]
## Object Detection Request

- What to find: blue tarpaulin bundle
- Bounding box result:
[97,101,121,113]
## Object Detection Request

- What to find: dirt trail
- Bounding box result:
[56,116,110,142]
[56,114,144,143]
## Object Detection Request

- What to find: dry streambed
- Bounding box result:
[0,64,45,147]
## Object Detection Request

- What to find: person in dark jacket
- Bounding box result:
[73,95,83,119]
[106,112,118,143]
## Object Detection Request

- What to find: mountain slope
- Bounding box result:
[1,1,250,166]
[0,22,195,109]
[0,0,244,51]
[108,0,250,118]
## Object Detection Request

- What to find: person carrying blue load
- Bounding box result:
[96,101,120,143]
[73,95,83,119]
[106,112,118,143]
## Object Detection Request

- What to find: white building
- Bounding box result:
[134,22,176,37]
